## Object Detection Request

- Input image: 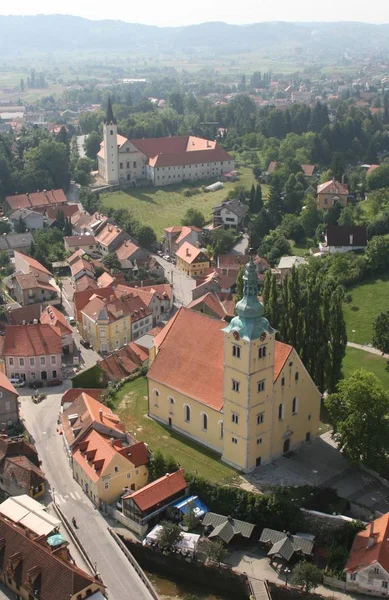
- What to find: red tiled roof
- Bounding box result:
[149,308,294,410]
[141,284,173,300]
[40,304,72,337]
[317,179,348,195]
[188,292,228,320]
[176,242,208,265]
[0,515,103,600]
[95,223,124,247]
[345,514,389,574]
[3,303,42,326]
[4,324,62,357]
[300,164,316,177]
[116,241,140,261]
[64,235,96,248]
[5,189,67,211]
[71,257,95,277]
[67,248,85,265]
[124,469,187,511]
[0,372,18,395]
[61,388,103,406]
[98,345,142,381]
[75,274,98,292]
[150,147,232,168]
[3,455,46,489]
[130,135,212,158]
[267,161,278,174]
[14,251,52,276]
[82,289,151,323]
[45,204,80,219]
[367,164,380,176]
[74,286,115,318]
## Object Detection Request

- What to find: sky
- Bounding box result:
[0,1,388,28]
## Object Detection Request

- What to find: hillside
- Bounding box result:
[1,15,389,58]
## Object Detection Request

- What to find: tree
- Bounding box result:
[249,184,263,214]
[368,164,389,191]
[212,229,235,256]
[366,235,389,274]
[205,540,227,565]
[266,182,282,226]
[326,370,389,469]
[102,252,121,273]
[373,311,389,355]
[79,188,102,215]
[156,521,183,550]
[23,138,70,191]
[84,132,102,161]
[182,508,199,531]
[13,216,26,233]
[279,214,305,242]
[0,221,11,235]
[292,561,322,594]
[300,196,323,237]
[259,230,291,266]
[135,225,157,249]
[181,208,205,229]
[249,208,273,249]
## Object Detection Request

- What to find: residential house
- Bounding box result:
[64,235,97,253]
[73,285,115,325]
[0,232,34,256]
[366,164,380,177]
[276,256,308,281]
[212,197,248,230]
[316,179,349,209]
[188,291,234,321]
[122,469,188,535]
[0,304,42,331]
[0,372,19,427]
[98,100,235,187]
[140,284,173,320]
[2,324,62,383]
[261,160,278,184]
[0,437,46,498]
[300,164,318,180]
[98,342,148,382]
[10,208,44,231]
[147,256,165,279]
[0,513,105,600]
[203,513,255,544]
[70,257,95,282]
[75,274,98,292]
[147,256,321,473]
[260,528,314,563]
[44,203,80,221]
[4,189,68,215]
[116,240,148,269]
[345,514,389,595]
[61,388,103,411]
[97,272,125,287]
[71,211,108,236]
[67,248,86,265]
[60,392,148,508]
[163,225,202,256]
[14,251,52,283]
[175,242,210,277]
[95,223,128,255]
[40,305,73,353]
[9,251,57,307]
[319,225,368,254]
[80,289,152,353]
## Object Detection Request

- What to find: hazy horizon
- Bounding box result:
[0,4,388,28]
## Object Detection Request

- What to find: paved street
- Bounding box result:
[231,232,249,255]
[153,255,196,306]
[19,386,154,600]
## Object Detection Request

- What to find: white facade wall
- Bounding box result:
[103,123,119,184]
[6,353,62,382]
[220,207,239,228]
[347,563,389,595]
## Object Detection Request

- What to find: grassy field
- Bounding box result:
[343,347,389,389]
[101,167,267,238]
[289,240,311,257]
[343,276,389,345]
[113,377,237,484]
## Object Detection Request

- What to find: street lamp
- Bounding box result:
[352,329,356,343]
[284,566,291,587]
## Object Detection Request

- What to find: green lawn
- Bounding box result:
[101,167,267,238]
[289,240,311,257]
[343,347,389,389]
[343,276,389,344]
[113,377,237,484]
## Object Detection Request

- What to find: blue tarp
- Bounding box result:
[47,533,66,547]
[173,495,209,518]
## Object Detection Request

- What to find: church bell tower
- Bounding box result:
[103,97,119,185]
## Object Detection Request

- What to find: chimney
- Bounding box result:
[110,437,114,446]
[368,521,375,548]
[349,234,353,245]
[98,408,103,422]
[186,247,190,256]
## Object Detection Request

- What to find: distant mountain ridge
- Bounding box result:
[1,15,389,57]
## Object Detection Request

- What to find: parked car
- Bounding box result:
[66,316,76,326]
[80,339,90,349]
[157,250,163,257]
[10,378,25,388]
[47,378,62,387]
[163,255,171,262]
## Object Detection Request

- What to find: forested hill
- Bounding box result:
[1,15,389,57]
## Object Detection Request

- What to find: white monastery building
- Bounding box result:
[97,98,235,187]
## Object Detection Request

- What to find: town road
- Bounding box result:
[231,233,248,255]
[19,386,155,600]
[77,135,87,158]
[152,255,196,306]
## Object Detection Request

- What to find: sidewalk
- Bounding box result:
[347,341,389,359]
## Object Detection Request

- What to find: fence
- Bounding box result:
[323,575,346,591]
[107,506,148,536]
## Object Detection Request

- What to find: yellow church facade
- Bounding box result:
[147,256,321,473]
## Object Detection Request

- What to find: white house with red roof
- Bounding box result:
[10,252,57,307]
[98,98,234,187]
[317,179,349,209]
[147,256,321,473]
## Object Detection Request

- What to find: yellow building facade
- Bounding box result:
[175,242,210,277]
[148,256,321,473]
[80,310,132,353]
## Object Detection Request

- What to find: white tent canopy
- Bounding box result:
[143,524,200,555]
[0,495,60,536]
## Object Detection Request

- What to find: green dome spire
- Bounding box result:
[223,252,274,341]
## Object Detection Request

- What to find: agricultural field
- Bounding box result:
[101,167,267,237]
[343,276,389,345]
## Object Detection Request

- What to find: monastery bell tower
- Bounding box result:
[103,97,119,185]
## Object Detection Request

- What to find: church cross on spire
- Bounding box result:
[104,96,117,125]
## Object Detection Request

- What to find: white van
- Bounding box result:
[10,378,25,388]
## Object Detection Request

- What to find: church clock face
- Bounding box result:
[233,331,240,341]
[260,332,267,341]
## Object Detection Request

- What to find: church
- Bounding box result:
[147,255,321,473]
[97,98,235,187]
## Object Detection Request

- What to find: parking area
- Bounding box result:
[244,433,389,514]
